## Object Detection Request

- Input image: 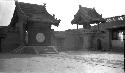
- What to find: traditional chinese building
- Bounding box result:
[0,1,60,53]
[70,5,105,50]
[71,5,105,29]
[91,15,125,52]
[53,5,124,53]
[53,15,124,53]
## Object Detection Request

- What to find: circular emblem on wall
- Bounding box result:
[36,33,45,43]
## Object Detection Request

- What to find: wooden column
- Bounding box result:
[20,22,25,46]
[77,24,78,29]
[17,13,27,46]
[97,23,100,31]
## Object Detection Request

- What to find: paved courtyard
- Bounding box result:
[0,51,124,73]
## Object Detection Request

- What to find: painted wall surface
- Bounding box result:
[28,29,51,46]
[27,22,52,46]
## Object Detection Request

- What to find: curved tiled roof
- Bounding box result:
[71,5,105,25]
[11,1,60,26]
[18,2,47,14]
[91,15,125,30]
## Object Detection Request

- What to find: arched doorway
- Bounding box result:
[97,39,102,50]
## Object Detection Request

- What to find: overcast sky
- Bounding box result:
[0,0,125,31]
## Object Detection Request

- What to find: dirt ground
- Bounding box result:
[0,51,124,73]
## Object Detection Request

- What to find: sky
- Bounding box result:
[0,0,125,31]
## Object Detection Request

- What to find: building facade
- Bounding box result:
[53,15,125,52]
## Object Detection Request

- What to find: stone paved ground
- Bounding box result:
[0,51,124,73]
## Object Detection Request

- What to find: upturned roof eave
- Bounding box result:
[29,18,60,26]
[15,1,60,26]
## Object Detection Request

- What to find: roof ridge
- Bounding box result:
[18,2,44,6]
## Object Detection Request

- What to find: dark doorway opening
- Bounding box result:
[97,39,102,50]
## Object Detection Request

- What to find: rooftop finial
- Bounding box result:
[79,5,82,9]
[100,14,102,17]
[43,3,46,7]
[53,14,55,18]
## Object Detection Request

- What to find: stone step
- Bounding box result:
[11,46,59,54]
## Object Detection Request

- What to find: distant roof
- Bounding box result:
[10,1,60,26]
[71,5,105,25]
[105,15,125,22]
[91,16,125,30]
